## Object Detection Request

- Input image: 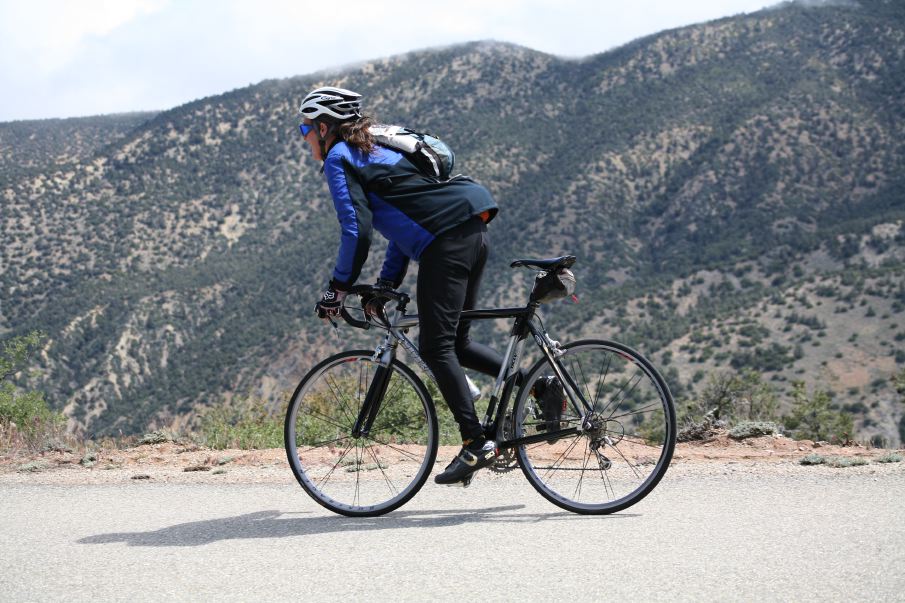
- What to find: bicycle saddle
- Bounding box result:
[510,255,576,271]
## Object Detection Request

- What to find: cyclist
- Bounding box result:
[300,86,503,485]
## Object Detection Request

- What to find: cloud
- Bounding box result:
[0,0,168,74]
[0,0,773,121]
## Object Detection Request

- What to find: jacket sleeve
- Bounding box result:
[323,152,372,288]
[379,241,410,288]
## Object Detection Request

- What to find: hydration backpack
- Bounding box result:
[369,125,456,180]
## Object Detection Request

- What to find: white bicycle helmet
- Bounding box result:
[299,87,362,122]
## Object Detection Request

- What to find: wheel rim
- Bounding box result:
[286,355,435,514]
[515,342,675,513]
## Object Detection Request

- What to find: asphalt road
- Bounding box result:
[2,469,904,601]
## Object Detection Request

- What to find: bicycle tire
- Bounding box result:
[284,350,438,517]
[514,339,676,514]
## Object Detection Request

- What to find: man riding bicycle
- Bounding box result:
[300,86,504,484]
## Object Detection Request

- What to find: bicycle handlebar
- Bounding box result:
[337,285,412,330]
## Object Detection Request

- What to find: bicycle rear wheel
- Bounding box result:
[514,339,676,514]
[284,350,438,517]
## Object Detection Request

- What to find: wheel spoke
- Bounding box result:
[297,434,352,451]
[598,371,643,420]
[570,355,595,418]
[597,454,615,499]
[324,373,357,426]
[592,354,612,410]
[299,404,352,434]
[316,441,355,490]
[606,440,644,480]
[368,421,426,440]
[541,435,583,482]
[573,440,592,501]
[364,435,427,462]
[353,444,362,507]
[606,402,662,422]
[364,442,399,497]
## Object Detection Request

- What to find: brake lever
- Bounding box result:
[326,315,341,336]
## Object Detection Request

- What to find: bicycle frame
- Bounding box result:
[347,293,595,450]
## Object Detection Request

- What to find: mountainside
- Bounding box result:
[0,113,158,183]
[2,0,904,442]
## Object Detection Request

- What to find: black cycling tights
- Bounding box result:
[417,217,503,442]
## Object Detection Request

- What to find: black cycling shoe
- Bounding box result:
[434,439,499,485]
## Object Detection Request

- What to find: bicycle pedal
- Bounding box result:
[461,473,475,488]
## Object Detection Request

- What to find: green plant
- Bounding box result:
[826,456,868,468]
[729,421,780,440]
[875,452,903,463]
[196,394,285,450]
[783,382,854,444]
[685,370,780,425]
[895,369,905,401]
[16,460,52,473]
[139,430,177,445]
[1,332,66,452]
[799,454,826,465]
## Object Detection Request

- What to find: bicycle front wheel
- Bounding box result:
[284,350,438,517]
[514,339,676,514]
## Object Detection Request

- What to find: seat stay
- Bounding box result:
[525,320,594,417]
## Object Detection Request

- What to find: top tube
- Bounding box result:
[340,284,532,331]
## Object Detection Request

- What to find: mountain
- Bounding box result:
[2,0,904,443]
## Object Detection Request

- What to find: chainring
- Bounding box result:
[490,412,519,473]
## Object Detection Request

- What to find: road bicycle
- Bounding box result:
[285,255,676,517]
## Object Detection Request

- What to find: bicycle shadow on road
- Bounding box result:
[77,505,636,547]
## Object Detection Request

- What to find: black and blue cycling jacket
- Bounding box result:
[323,141,498,288]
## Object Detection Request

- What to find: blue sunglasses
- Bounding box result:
[299,122,315,137]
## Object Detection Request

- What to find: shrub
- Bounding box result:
[16,460,52,473]
[875,452,903,463]
[139,430,178,445]
[676,411,725,442]
[196,394,285,450]
[685,370,779,424]
[826,456,868,468]
[1,331,66,452]
[800,454,826,465]
[729,421,780,440]
[783,382,853,444]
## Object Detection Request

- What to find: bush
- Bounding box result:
[139,430,178,445]
[196,395,285,450]
[875,452,903,463]
[895,369,905,401]
[799,454,826,465]
[826,456,868,468]
[1,331,66,452]
[729,421,780,440]
[685,370,779,425]
[783,382,853,444]
[676,411,724,442]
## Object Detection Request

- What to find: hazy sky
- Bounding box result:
[0,0,774,122]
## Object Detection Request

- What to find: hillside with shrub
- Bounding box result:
[1,0,903,443]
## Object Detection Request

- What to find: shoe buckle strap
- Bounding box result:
[458,449,479,467]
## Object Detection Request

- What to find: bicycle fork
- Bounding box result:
[351,338,396,438]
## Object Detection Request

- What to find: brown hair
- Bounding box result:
[337,115,376,154]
